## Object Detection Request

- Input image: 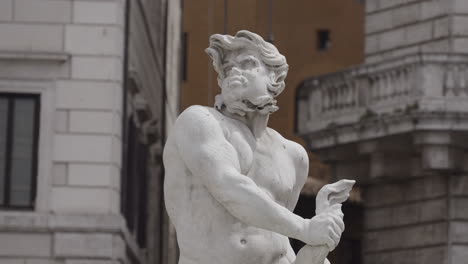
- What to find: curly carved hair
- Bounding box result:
[205,30,289,97]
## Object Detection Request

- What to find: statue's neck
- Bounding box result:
[220,108,269,139]
[245,112,269,139]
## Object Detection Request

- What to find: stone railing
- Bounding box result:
[296,54,468,142]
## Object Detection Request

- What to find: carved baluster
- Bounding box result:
[339,84,346,109]
[368,76,376,105]
[308,89,317,119]
[384,73,390,100]
[454,65,460,96]
[457,66,466,97]
[403,67,411,96]
[380,74,388,101]
[323,83,330,112]
[331,84,337,111]
[327,83,334,111]
[370,75,377,102]
[445,65,456,97]
[356,78,365,107]
[346,81,354,107]
[351,80,357,107]
[372,75,379,102]
[388,71,396,99]
[377,74,384,102]
[394,69,402,96]
[334,83,340,110]
[462,66,468,97]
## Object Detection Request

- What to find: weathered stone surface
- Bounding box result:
[450,175,468,195]
[0,24,63,52]
[0,213,48,231]
[364,246,447,264]
[54,134,113,163]
[404,21,432,45]
[50,187,116,213]
[65,260,119,264]
[25,259,59,264]
[54,233,113,258]
[65,25,123,56]
[56,80,118,111]
[365,176,447,207]
[0,233,51,257]
[453,0,468,13]
[451,221,468,243]
[52,163,68,186]
[451,198,468,220]
[49,214,122,231]
[55,110,69,133]
[365,198,447,230]
[14,0,71,23]
[71,56,122,81]
[0,0,13,21]
[364,222,447,252]
[0,258,25,264]
[73,1,122,25]
[69,111,114,134]
[68,163,115,187]
[452,245,468,264]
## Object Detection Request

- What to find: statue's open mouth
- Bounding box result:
[242,99,278,113]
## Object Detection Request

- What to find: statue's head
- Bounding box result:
[206,30,289,116]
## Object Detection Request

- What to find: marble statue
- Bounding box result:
[163,30,355,264]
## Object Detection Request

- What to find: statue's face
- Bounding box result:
[220,48,278,115]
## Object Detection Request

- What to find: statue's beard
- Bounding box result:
[216,75,279,116]
[215,94,279,116]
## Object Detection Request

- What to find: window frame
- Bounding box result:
[0,80,55,212]
[0,93,40,210]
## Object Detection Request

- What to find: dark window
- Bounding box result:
[317,29,331,51]
[121,115,149,248]
[181,32,188,81]
[0,93,40,210]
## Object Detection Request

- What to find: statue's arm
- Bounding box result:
[286,142,309,212]
[174,106,307,242]
[284,143,309,263]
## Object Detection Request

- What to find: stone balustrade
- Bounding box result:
[296,53,468,148]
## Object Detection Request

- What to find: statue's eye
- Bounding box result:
[240,59,257,69]
[224,64,233,75]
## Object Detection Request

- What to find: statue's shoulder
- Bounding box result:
[177,105,219,124]
[266,128,308,168]
[175,105,223,133]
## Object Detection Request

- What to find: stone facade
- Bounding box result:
[297,1,468,263]
[0,0,180,264]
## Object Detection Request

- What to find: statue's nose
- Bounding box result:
[230,66,241,75]
[250,95,272,107]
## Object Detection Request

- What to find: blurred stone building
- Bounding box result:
[0,0,180,263]
[298,0,468,263]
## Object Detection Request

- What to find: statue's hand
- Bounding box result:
[301,204,344,250]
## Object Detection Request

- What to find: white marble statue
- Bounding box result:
[163,30,355,264]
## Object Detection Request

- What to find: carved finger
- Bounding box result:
[329,227,340,245]
[326,237,335,250]
[328,204,342,212]
[329,207,344,218]
[330,213,345,232]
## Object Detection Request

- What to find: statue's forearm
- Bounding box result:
[205,170,306,242]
